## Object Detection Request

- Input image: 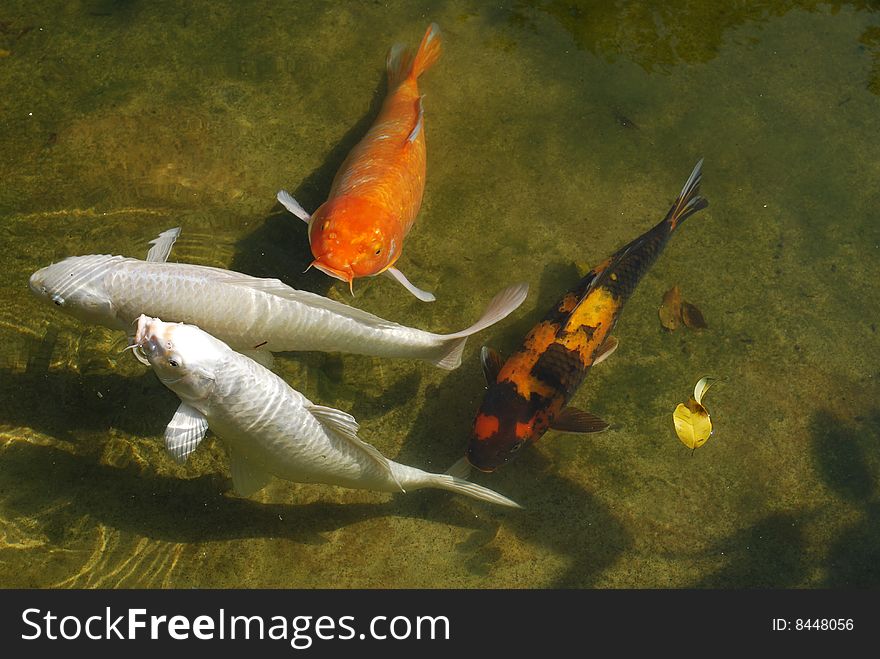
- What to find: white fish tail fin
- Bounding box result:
[387,23,441,87]
[428,282,529,370]
[425,473,522,509]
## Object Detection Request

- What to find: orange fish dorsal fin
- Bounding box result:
[386,23,442,87]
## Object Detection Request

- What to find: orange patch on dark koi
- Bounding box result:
[474,413,500,440]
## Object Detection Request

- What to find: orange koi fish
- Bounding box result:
[454,160,708,473]
[277,23,442,301]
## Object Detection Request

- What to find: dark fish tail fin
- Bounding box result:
[666,159,708,231]
[387,23,442,87]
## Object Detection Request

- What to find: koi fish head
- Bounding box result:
[28,255,120,329]
[467,406,538,472]
[133,315,223,403]
[307,197,401,288]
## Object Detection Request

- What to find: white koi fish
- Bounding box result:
[133,315,520,507]
[28,228,528,369]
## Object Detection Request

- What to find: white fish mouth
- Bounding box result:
[133,314,169,363]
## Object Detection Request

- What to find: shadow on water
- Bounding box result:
[1,441,506,548]
[229,70,389,292]
[395,261,631,587]
[0,326,175,441]
[690,409,880,587]
[813,409,880,587]
[693,512,814,588]
[0,366,173,442]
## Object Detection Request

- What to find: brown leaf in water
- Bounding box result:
[659,286,682,331]
[681,301,708,329]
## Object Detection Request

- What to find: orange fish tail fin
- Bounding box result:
[387,23,442,87]
[667,158,709,231]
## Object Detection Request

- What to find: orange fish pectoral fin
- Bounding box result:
[550,407,610,434]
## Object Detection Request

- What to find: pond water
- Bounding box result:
[1,0,878,588]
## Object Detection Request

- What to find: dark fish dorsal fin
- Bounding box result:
[592,336,619,365]
[480,346,504,384]
[550,407,610,434]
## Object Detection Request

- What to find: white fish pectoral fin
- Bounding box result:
[276,190,311,224]
[384,267,435,302]
[164,403,209,464]
[145,227,181,263]
[308,404,405,493]
[228,445,272,497]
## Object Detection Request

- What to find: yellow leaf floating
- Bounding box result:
[673,376,718,449]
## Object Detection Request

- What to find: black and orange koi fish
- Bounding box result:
[462,160,708,472]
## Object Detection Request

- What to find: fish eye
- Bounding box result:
[374,248,381,255]
[510,441,524,453]
[40,286,48,296]
[168,358,180,368]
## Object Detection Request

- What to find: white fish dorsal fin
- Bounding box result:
[384,266,435,302]
[308,404,405,492]
[407,96,425,143]
[145,227,181,263]
[276,190,311,224]
[228,445,272,497]
[222,276,400,330]
[164,403,208,464]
